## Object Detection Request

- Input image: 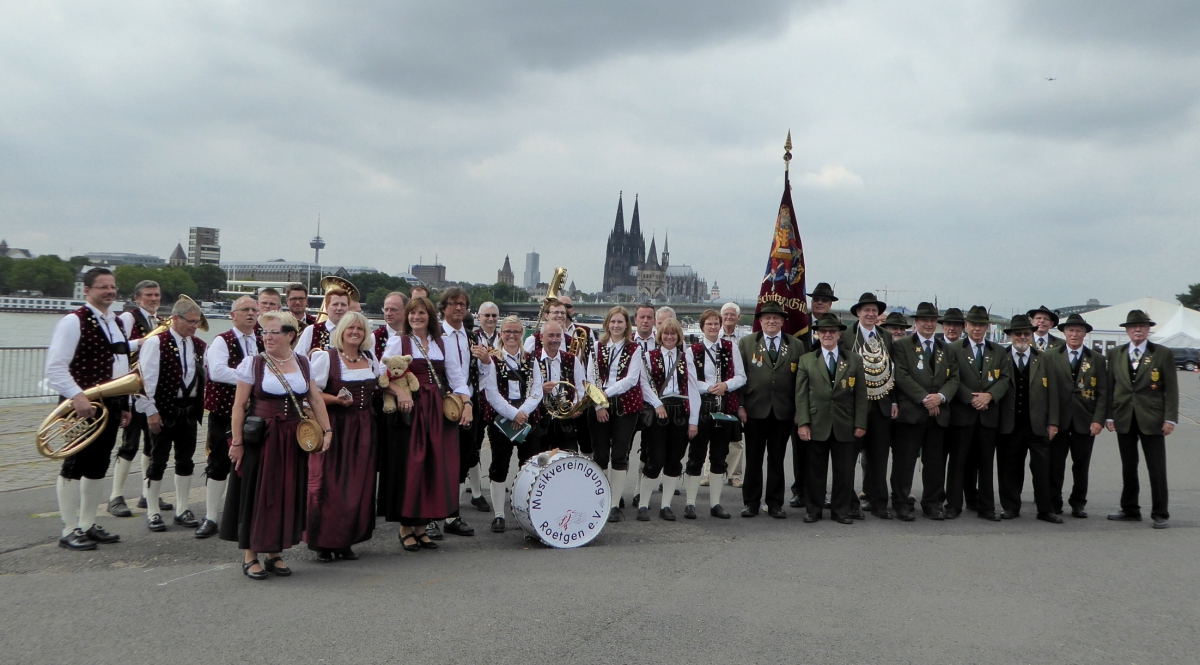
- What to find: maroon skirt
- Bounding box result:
[377,378,459,523]
[305,397,376,549]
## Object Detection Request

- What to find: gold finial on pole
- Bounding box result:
[783,130,793,172]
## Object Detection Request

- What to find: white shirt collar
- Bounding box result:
[87,302,115,321]
[916,332,935,346]
[140,307,156,319]
[1129,341,1148,357]
[1011,346,1029,361]
[821,346,839,361]
[170,328,189,346]
[540,349,560,361]
[859,324,877,339]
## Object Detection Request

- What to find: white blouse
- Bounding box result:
[382,333,469,397]
[309,350,381,391]
[236,356,309,395]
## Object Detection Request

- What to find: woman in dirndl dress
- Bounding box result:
[637,318,700,522]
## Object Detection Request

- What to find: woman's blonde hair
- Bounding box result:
[655,317,684,347]
[332,311,373,354]
[599,306,632,345]
[258,311,299,343]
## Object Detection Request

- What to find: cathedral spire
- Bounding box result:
[629,194,642,238]
[645,234,659,270]
[612,192,625,235]
[661,230,669,270]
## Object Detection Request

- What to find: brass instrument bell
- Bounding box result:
[315,275,360,325]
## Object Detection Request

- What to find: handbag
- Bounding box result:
[237,387,266,447]
[261,353,324,453]
[410,334,464,422]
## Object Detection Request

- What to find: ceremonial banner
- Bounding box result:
[753,169,809,336]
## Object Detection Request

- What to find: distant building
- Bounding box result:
[603,193,645,295]
[85,252,166,267]
[602,195,709,302]
[411,264,447,287]
[168,244,188,267]
[0,239,33,259]
[710,281,720,301]
[222,259,379,285]
[523,251,540,289]
[1056,299,1106,317]
[636,236,666,301]
[498,255,515,286]
[188,227,220,266]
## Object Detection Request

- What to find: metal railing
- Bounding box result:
[0,347,55,399]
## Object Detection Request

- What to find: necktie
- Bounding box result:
[1037,338,1046,350]
[244,334,255,357]
[456,331,464,364]
[1018,352,1026,370]
[869,331,876,340]
[975,344,984,371]
[826,351,836,381]
[923,340,933,371]
[768,337,778,363]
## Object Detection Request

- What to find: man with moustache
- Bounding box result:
[805,283,837,349]
[1048,314,1106,519]
[1105,310,1177,529]
[882,312,911,340]
[534,320,586,451]
[110,280,163,517]
[939,308,965,344]
[1027,305,1065,351]
[372,292,407,359]
[632,303,658,354]
[285,283,314,330]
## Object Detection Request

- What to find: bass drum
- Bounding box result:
[511,450,611,549]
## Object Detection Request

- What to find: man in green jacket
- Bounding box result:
[795,314,868,524]
[737,302,805,518]
[1048,313,1107,519]
[1105,310,1177,529]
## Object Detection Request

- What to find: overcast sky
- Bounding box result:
[2,1,1197,313]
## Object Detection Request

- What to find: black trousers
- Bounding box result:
[1051,428,1095,513]
[205,414,233,482]
[576,409,594,455]
[488,422,539,483]
[146,415,199,481]
[686,414,731,477]
[806,437,856,518]
[537,417,579,452]
[998,428,1052,515]
[742,415,792,512]
[1117,415,1169,520]
[861,407,892,510]
[458,396,485,483]
[891,420,946,513]
[588,411,637,471]
[60,397,124,480]
[116,408,151,461]
[955,422,998,515]
[644,402,689,479]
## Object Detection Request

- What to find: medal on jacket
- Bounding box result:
[1151,368,1160,382]
[1091,376,1097,387]
[1042,377,1048,387]
[848,376,855,387]
[916,358,924,371]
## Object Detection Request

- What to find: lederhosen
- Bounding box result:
[60,306,130,481]
[203,329,262,482]
[536,350,579,451]
[145,331,206,482]
[686,339,739,477]
[471,329,499,453]
[488,350,542,482]
[118,308,155,461]
[643,348,691,479]
[588,341,642,471]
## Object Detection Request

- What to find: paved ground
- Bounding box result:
[2,371,1199,664]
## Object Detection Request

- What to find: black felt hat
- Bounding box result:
[1056,313,1093,333]
[849,292,887,317]
[1025,305,1060,326]
[807,282,838,302]
[1118,309,1155,328]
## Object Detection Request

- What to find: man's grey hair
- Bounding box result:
[541,319,563,334]
[478,301,499,314]
[133,280,160,298]
[171,297,202,318]
[720,302,740,316]
[656,306,676,319]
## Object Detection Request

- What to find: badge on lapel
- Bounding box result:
[1090,376,1097,387]
[840,379,847,389]
[1042,377,1048,387]
[848,376,855,387]
[1151,369,1160,382]
[791,362,797,372]
[916,359,924,371]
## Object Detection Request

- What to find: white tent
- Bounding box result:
[1077,297,1200,350]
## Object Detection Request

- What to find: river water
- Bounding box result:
[0,312,238,347]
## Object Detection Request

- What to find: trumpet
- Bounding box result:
[314,275,360,326]
[543,380,609,420]
[35,372,144,459]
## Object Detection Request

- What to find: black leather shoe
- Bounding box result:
[684,505,697,520]
[979,511,1001,522]
[1152,518,1169,529]
[173,509,199,528]
[336,548,359,560]
[803,513,820,523]
[491,517,506,532]
[636,507,650,521]
[1001,510,1020,520]
[1036,512,1064,524]
[157,497,173,512]
[243,559,268,580]
[59,528,97,550]
[1071,508,1088,519]
[608,507,623,523]
[85,524,120,544]
[147,513,167,532]
[426,521,444,539]
[194,519,218,539]
[660,507,676,521]
[136,496,147,509]
[619,497,625,509]
[265,556,292,575]
[107,496,132,518]
[861,499,873,512]
[400,533,419,551]
[925,510,946,521]
[944,509,961,520]
[632,494,640,507]
[316,550,335,563]
[871,509,894,520]
[416,533,438,549]
[740,507,758,518]
[710,504,731,519]
[444,517,474,536]
[768,508,787,519]
[849,506,866,520]
[896,509,915,522]
[823,500,833,510]
[835,515,853,525]
[789,494,802,508]
[470,495,491,512]
[1107,511,1142,522]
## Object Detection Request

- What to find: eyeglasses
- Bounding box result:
[180,317,202,325]
[287,296,307,302]
[565,304,574,309]
[233,307,257,313]
[501,330,522,335]
[480,313,498,318]
[262,330,288,337]
[1010,332,1032,338]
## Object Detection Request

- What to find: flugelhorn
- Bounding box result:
[315,275,360,326]
[130,295,209,370]
[35,372,144,459]
[543,380,609,420]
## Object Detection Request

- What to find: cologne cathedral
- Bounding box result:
[602,193,709,303]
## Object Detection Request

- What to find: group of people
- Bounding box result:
[44,269,1180,580]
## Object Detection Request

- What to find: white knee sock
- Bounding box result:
[608,469,627,506]
[57,477,81,537]
[660,476,678,510]
[490,481,507,518]
[709,474,725,507]
[145,480,162,517]
[110,457,133,500]
[174,474,192,514]
[469,465,484,501]
[205,479,226,524]
[638,476,657,509]
[78,478,103,531]
[684,474,701,506]
[139,454,150,497]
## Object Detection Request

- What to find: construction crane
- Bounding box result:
[874,286,915,305]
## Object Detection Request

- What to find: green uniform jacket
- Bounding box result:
[738,331,804,421]
[947,338,1009,428]
[795,348,868,442]
[1105,342,1178,435]
[892,334,961,427]
[998,346,1060,437]
[1050,345,1108,434]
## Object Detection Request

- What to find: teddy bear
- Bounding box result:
[378,355,421,413]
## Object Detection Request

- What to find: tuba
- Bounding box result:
[543,380,609,420]
[130,295,209,370]
[533,267,567,333]
[35,372,145,459]
[314,275,360,326]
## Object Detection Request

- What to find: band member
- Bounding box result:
[137,298,207,532]
[1105,310,1177,529]
[737,302,803,519]
[373,292,407,359]
[632,303,657,353]
[295,287,349,355]
[285,283,315,330]
[1049,314,1106,519]
[785,286,829,510]
[939,308,965,344]
[1027,305,1065,351]
[684,309,745,519]
[891,301,960,521]
[438,287,480,537]
[482,316,544,532]
[882,312,911,340]
[222,311,333,579]
[534,320,585,451]
[718,302,746,489]
[839,292,898,520]
[805,283,837,349]
[197,296,261,538]
[410,285,429,300]
[559,296,596,455]
[476,301,502,350]
[308,312,380,561]
[997,315,1061,523]
[463,301,499,511]
[638,318,700,521]
[657,306,677,327]
[111,279,162,517]
[257,288,282,314]
[379,296,472,551]
[795,313,867,524]
[45,268,131,550]
[588,306,643,522]
[946,306,1009,521]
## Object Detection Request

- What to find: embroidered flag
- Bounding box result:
[753,132,810,337]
